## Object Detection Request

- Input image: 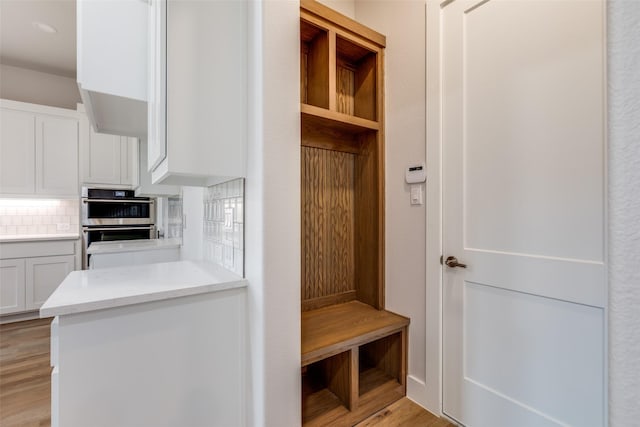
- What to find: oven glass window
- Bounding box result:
[85,228,153,247]
[87,202,150,219]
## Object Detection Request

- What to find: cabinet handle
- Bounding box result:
[83,199,153,204]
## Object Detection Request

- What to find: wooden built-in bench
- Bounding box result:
[299,1,406,425]
[301,301,410,426]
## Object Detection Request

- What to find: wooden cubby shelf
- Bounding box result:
[301,103,380,133]
[300,1,407,425]
[302,303,409,426]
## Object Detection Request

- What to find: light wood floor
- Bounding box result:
[0,318,52,427]
[0,318,456,427]
[356,398,456,427]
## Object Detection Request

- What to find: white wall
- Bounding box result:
[180,186,204,261]
[317,0,355,18]
[608,0,640,425]
[354,0,430,409]
[0,64,80,110]
[245,0,301,426]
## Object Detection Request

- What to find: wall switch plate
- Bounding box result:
[406,162,426,183]
[410,185,423,205]
[57,223,71,231]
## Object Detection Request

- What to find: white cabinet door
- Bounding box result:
[120,137,138,186]
[82,126,121,185]
[0,109,36,194]
[26,255,75,310]
[77,0,147,137]
[147,0,247,186]
[147,0,167,172]
[135,139,180,196]
[36,116,79,196]
[0,259,26,315]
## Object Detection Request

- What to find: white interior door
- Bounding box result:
[441,1,606,426]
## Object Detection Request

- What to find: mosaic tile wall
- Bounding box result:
[203,179,244,276]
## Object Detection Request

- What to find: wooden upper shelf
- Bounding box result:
[301,103,379,134]
[302,301,409,366]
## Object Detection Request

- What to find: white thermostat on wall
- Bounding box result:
[405,162,426,184]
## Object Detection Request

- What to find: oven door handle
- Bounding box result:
[83,226,155,232]
[83,199,153,204]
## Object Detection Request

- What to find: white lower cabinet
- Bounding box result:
[52,287,246,427]
[0,239,79,317]
[0,259,26,315]
[26,255,75,310]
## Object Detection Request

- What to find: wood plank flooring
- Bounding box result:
[0,319,456,427]
[0,318,52,427]
[356,398,456,427]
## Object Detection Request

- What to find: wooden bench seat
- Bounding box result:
[302,301,409,366]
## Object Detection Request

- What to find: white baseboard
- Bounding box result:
[407,375,439,415]
[0,310,43,324]
[406,375,460,425]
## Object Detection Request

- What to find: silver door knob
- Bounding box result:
[445,256,467,269]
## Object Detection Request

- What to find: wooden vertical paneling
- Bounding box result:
[354,132,381,308]
[336,64,355,115]
[302,147,355,308]
[306,31,330,109]
[301,47,309,104]
[354,54,377,121]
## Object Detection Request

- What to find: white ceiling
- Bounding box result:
[0,0,76,78]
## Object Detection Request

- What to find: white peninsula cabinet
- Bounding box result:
[147,0,247,186]
[80,111,138,187]
[41,261,248,427]
[0,100,79,197]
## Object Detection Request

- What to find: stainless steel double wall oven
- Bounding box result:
[81,188,156,268]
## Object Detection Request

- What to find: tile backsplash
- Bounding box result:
[203,179,244,276]
[0,199,80,236]
[166,197,183,239]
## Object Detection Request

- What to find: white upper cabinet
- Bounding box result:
[77,0,147,138]
[80,111,139,187]
[120,138,138,186]
[0,109,36,194]
[82,129,121,185]
[1,100,79,197]
[135,139,179,197]
[147,0,247,186]
[36,115,79,196]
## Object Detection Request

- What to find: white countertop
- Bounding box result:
[86,238,182,255]
[40,260,247,317]
[0,233,80,243]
